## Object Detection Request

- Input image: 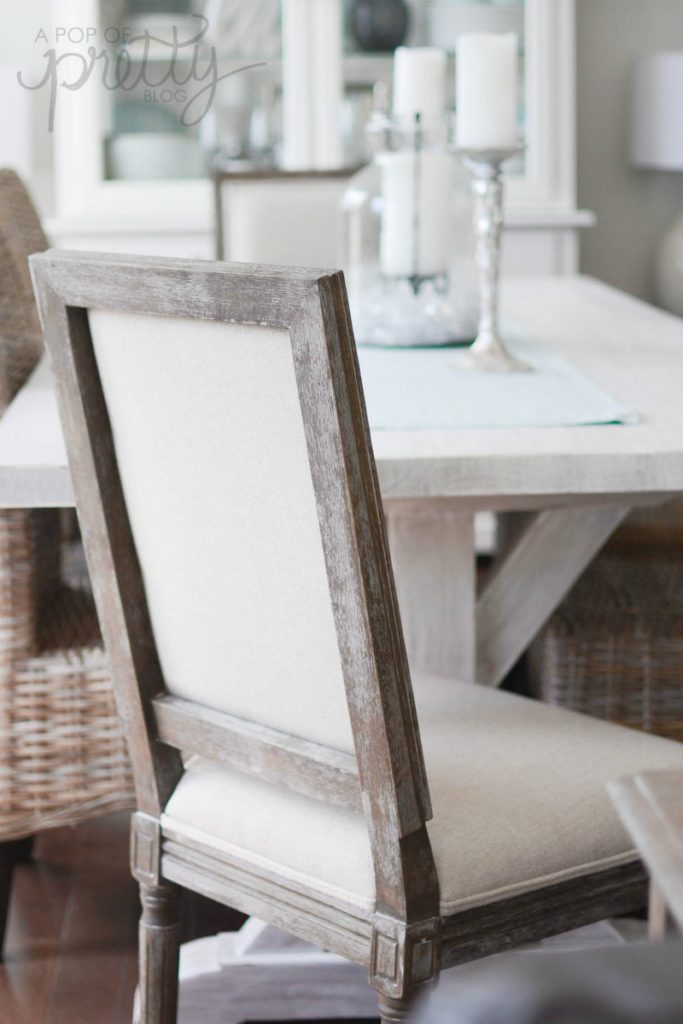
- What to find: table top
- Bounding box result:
[1,275,682,510]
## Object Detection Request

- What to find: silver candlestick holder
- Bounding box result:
[458,146,530,372]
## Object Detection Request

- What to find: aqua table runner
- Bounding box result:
[357,337,636,430]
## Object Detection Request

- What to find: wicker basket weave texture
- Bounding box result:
[0,169,135,841]
[0,169,45,408]
[528,553,683,743]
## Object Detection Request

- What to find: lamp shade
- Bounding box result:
[631,52,683,170]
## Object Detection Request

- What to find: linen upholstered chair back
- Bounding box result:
[29,251,435,914]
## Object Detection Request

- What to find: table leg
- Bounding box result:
[386,500,630,688]
[476,505,629,687]
[385,500,476,681]
[648,879,670,942]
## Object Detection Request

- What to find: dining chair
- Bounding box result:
[30,249,683,1023]
[0,169,46,404]
[529,506,683,740]
[0,170,134,957]
[213,166,354,266]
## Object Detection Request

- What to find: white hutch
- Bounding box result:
[48,0,592,273]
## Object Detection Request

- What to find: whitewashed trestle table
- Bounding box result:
[2,276,682,690]
[3,275,683,1021]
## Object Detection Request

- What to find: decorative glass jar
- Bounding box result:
[342,112,478,347]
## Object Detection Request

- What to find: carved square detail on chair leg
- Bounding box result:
[374,932,399,981]
[131,812,162,887]
[370,915,440,1000]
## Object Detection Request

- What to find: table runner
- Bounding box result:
[357,336,637,430]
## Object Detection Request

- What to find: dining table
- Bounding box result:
[2,272,683,1022]
[2,274,682,690]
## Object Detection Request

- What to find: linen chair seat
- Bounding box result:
[163,673,683,919]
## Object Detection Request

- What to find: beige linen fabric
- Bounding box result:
[89,309,353,753]
[163,674,683,916]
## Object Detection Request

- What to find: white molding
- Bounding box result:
[505,0,576,211]
[48,187,593,241]
[505,208,594,229]
[47,180,214,237]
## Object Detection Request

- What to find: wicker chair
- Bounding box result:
[0,169,135,956]
[529,505,683,741]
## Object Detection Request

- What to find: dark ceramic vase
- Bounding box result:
[350,0,410,53]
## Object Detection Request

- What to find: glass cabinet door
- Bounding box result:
[88,0,571,221]
[98,0,531,181]
[99,0,281,180]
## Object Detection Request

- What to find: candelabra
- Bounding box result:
[459,146,530,372]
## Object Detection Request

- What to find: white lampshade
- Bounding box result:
[631,51,683,170]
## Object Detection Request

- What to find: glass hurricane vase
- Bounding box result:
[342,112,478,347]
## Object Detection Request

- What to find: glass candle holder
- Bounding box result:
[342,112,478,347]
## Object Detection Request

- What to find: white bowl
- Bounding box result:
[109,132,207,180]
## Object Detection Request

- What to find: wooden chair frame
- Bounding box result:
[30,251,648,1023]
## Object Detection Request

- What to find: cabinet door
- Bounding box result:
[87,0,573,208]
[51,0,579,256]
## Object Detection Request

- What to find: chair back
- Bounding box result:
[0,169,47,408]
[0,172,58,664]
[214,170,352,266]
[30,251,434,909]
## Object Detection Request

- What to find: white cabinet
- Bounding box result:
[48,0,591,273]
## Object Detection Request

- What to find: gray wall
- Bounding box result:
[576,0,683,302]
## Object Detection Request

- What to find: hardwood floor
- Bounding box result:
[0,814,244,1024]
[0,814,138,1024]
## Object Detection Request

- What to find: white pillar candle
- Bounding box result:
[393,47,448,118]
[456,33,519,149]
[379,151,452,278]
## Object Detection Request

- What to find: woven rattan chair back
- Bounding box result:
[0,169,47,407]
[0,177,134,959]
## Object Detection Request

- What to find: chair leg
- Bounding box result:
[0,836,34,959]
[0,844,15,961]
[378,994,412,1023]
[13,835,34,864]
[138,881,181,1024]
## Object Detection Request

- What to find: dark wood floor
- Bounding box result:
[0,814,244,1024]
[0,814,139,1024]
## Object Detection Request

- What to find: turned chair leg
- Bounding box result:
[0,845,15,961]
[0,836,34,960]
[138,881,181,1024]
[13,835,35,864]
[378,994,413,1023]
